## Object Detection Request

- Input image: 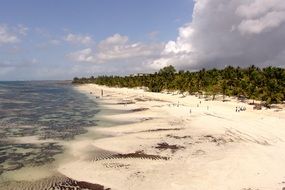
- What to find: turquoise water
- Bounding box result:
[0,81,99,176]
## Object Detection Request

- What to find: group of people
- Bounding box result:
[189,101,210,114]
[236,106,246,112]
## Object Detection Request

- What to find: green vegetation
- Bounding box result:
[73,65,285,105]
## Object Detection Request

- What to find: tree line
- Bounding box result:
[73,65,285,105]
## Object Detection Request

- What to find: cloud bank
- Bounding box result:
[69,0,285,75]
[152,0,285,70]
[68,34,164,73]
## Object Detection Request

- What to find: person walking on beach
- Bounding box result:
[101,89,103,97]
[189,109,192,114]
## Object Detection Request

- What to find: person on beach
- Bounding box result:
[189,109,192,114]
[101,89,103,97]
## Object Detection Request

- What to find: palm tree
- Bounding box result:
[72,65,285,105]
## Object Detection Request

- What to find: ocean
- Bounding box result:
[0,81,100,188]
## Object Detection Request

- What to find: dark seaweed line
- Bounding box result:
[0,174,109,190]
[88,152,169,162]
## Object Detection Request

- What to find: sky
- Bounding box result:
[0,0,284,80]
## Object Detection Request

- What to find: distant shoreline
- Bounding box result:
[73,65,285,106]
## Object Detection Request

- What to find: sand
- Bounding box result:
[58,84,285,190]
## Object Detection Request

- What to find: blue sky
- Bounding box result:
[0,0,192,40]
[1,0,284,80]
[0,0,194,80]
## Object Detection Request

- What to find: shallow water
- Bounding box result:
[0,81,100,188]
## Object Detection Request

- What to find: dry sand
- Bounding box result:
[58,84,285,190]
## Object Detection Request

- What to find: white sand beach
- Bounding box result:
[59,84,285,190]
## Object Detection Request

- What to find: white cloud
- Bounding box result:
[0,24,28,46]
[68,34,164,64]
[0,25,19,45]
[151,0,285,70]
[17,25,29,36]
[238,11,285,34]
[236,0,285,34]
[100,33,128,45]
[236,0,285,19]
[68,48,95,62]
[163,25,194,54]
[64,33,93,45]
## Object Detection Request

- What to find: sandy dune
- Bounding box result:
[59,84,285,190]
